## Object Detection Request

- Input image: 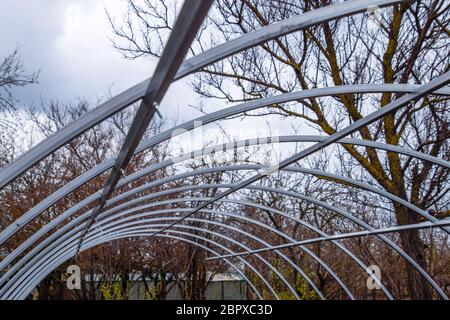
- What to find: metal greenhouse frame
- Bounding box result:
[0,0,449,300]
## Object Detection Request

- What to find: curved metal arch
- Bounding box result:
[11,221,288,300]
[12,231,266,301]
[2,207,331,300]
[3,84,450,248]
[86,218,311,299]
[209,220,450,260]
[84,219,306,300]
[81,182,450,299]
[0,0,405,190]
[3,172,446,300]
[89,199,383,299]
[158,72,450,244]
[6,220,305,301]
[167,184,449,300]
[0,164,379,301]
[0,194,385,299]
[3,129,448,274]
[10,159,430,286]
[170,135,449,169]
[108,165,436,225]
[1,222,278,300]
[0,188,376,299]
[96,197,392,298]
[0,0,446,300]
[95,196,391,298]
[90,211,348,298]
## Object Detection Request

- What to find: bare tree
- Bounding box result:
[0,48,39,113]
[107,0,450,299]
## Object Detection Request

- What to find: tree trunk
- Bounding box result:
[395,206,432,299]
[120,269,129,300]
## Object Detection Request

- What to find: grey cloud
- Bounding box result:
[0,1,161,109]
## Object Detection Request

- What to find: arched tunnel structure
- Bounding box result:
[0,0,449,300]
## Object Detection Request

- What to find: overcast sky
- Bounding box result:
[0,0,198,120]
[1,0,313,159]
